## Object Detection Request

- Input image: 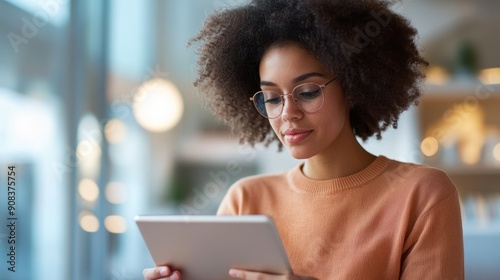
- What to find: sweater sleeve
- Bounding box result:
[400,186,464,280]
[216,183,241,216]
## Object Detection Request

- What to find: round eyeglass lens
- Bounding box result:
[292,83,324,113]
[252,83,325,119]
[253,91,282,118]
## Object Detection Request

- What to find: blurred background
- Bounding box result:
[0,0,499,279]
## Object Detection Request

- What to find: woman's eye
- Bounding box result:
[298,89,320,99]
[265,97,282,104]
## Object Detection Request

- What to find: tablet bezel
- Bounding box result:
[135,215,292,280]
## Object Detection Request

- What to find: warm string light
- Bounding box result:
[104,119,127,144]
[79,211,127,234]
[78,179,99,202]
[79,211,99,232]
[105,216,127,234]
[479,68,500,85]
[133,78,184,132]
[421,137,439,157]
[493,143,500,162]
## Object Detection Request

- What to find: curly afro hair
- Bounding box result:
[188,0,428,148]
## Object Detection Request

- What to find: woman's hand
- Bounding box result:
[229,269,318,280]
[143,266,181,280]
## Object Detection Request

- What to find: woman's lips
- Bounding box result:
[283,128,313,144]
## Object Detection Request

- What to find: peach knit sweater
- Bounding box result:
[217,156,464,279]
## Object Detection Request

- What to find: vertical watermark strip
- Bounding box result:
[6,165,17,273]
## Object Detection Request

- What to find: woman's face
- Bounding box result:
[259,43,350,159]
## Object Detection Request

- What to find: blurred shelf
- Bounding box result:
[422,81,500,99]
[418,79,500,238]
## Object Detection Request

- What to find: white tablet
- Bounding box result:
[135,215,291,280]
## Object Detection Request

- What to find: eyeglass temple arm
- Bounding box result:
[323,76,338,87]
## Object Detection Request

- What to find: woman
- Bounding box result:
[144,0,464,279]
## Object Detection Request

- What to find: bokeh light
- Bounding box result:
[421,136,439,157]
[79,212,99,232]
[133,78,184,132]
[78,179,99,202]
[105,215,127,234]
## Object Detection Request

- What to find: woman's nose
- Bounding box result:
[281,94,303,120]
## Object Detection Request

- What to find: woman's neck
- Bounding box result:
[302,128,376,180]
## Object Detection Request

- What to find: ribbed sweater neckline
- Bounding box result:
[289,156,390,194]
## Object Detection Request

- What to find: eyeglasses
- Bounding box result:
[250,77,337,119]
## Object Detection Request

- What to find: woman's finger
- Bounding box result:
[143,266,181,280]
[229,269,283,280]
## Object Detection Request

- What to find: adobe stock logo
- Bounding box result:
[341,9,392,60]
[7,0,66,54]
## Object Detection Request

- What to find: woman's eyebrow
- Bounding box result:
[260,72,325,87]
[292,72,325,83]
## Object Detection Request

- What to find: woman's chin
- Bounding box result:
[284,146,315,160]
